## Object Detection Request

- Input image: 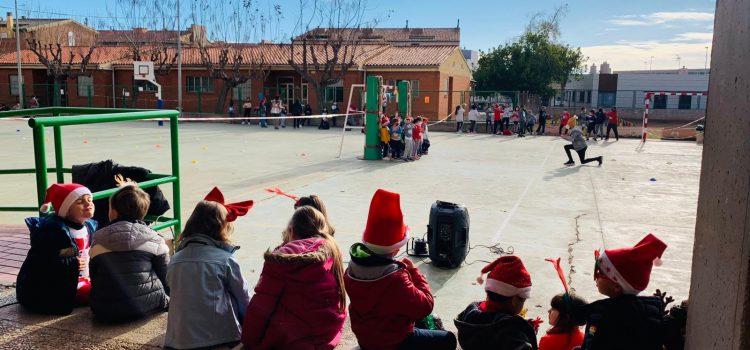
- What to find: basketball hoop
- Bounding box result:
[133,61,162,100]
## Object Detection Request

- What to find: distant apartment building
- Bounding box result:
[294,26,461,46]
[0,12,97,50]
[562,62,709,111]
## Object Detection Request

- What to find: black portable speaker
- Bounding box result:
[427,200,469,268]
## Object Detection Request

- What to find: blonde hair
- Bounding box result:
[287,206,347,311]
[182,201,234,243]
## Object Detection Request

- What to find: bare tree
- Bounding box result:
[26,39,96,86]
[106,0,180,103]
[288,0,384,112]
[192,0,276,114]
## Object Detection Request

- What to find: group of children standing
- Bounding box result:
[379,114,430,161]
[17,182,685,350]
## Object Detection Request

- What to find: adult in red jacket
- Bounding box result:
[605,107,619,141]
[344,189,457,350]
[242,207,347,350]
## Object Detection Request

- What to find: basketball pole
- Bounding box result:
[176,0,182,115]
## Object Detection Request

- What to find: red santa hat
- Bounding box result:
[595,233,667,295]
[204,187,254,222]
[476,255,532,298]
[362,189,409,255]
[40,183,92,217]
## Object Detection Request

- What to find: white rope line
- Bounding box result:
[658,116,705,132]
[0,112,366,122]
[427,112,453,126]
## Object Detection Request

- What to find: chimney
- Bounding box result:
[405,20,409,30]
[6,12,12,32]
[600,61,611,74]
[133,27,148,33]
[589,63,597,75]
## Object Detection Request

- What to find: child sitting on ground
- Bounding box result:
[580,234,668,350]
[16,183,97,315]
[538,258,587,350]
[345,189,457,350]
[380,116,391,160]
[454,255,538,350]
[242,206,347,349]
[89,183,170,322]
[165,188,253,349]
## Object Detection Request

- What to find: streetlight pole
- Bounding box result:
[704,46,709,74]
[177,0,182,115]
[14,0,23,109]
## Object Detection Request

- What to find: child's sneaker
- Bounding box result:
[598,156,603,166]
[564,161,575,166]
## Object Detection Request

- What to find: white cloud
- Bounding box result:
[672,32,713,42]
[610,11,714,26]
[581,42,712,71]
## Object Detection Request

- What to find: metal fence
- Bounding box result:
[552,89,708,110]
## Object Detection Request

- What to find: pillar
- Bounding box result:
[686,1,750,349]
[363,75,382,160]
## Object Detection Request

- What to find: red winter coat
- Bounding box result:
[493,107,502,121]
[538,326,584,350]
[241,237,346,350]
[344,260,434,350]
[606,110,618,125]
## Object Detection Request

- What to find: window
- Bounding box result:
[410,80,420,97]
[597,92,616,108]
[77,75,93,96]
[232,81,252,101]
[324,86,344,103]
[187,76,213,93]
[678,95,692,109]
[9,75,19,96]
[578,91,585,103]
[67,31,75,46]
[587,91,592,103]
[653,95,667,109]
[301,83,309,104]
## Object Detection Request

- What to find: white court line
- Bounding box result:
[491,145,555,243]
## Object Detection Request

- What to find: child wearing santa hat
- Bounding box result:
[454,255,538,350]
[344,189,457,350]
[16,183,97,315]
[580,234,668,350]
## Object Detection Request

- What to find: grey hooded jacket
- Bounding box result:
[164,234,251,349]
[89,220,170,321]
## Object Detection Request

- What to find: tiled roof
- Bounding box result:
[363,46,457,67]
[97,29,188,44]
[295,28,460,45]
[0,43,456,68]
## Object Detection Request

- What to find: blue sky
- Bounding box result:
[5,0,715,70]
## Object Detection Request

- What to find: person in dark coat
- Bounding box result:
[291,99,303,128]
[304,103,313,126]
[581,234,668,350]
[89,185,170,322]
[454,256,538,350]
[536,106,548,135]
[16,183,97,315]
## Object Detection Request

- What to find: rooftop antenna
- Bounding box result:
[406,20,409,29]
[456,18,460,28]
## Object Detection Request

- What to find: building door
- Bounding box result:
[279,82,294,109]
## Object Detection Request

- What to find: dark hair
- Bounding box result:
[109,185,150,221]
[550,293,588,328]
[182,200,233,243]
[294,195,335,236]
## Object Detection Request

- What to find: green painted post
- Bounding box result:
[364,75,382,160]
[32,125,49,206]
[53,110,65,184]
[397,81,409,117]
[169,114,182,237]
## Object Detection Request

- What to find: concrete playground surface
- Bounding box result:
[0,120,701,348]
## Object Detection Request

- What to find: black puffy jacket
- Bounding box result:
[454,302,538,350]
[580,295,665,350]
[89,219,170,322]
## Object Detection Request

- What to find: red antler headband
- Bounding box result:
[545,257,569,293]
[204,187,254,222]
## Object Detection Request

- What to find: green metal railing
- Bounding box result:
[0,107,182,235]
